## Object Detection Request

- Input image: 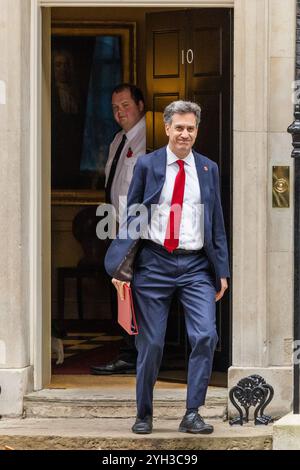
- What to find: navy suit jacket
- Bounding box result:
[104,146,230,290]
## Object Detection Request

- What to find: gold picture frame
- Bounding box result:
[51,21,136,206]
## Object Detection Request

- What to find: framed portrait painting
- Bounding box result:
[51,21,136,205]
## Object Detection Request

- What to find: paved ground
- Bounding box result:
[0,417,273,450]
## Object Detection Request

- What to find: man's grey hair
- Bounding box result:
[163,100,201,127]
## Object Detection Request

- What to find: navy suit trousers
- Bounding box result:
[132,242,218,419]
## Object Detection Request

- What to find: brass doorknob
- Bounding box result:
[272,166,290,208]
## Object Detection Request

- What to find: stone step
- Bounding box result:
[0,417,273,450]
[23,387,227,420]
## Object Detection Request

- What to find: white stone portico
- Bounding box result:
[0,0,296,419]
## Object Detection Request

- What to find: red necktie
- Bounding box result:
[164,159,186,252]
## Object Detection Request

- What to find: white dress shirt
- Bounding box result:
[105,116,146,219]
[147,145,204,250]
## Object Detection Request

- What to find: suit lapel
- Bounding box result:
[153,146,167,185]
[193,151,210,207]
[148,147,167,204]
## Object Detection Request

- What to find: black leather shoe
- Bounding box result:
[132,415,153,434]
[90,359,136,375]
[178,411,214,434]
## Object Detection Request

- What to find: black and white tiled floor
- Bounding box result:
[53,332,122,360]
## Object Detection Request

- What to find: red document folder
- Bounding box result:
[117,284,138,335]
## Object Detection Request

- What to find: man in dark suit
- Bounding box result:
[105,100,229,434]
[90,83,145,376]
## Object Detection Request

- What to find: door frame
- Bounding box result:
[31,0,244,389]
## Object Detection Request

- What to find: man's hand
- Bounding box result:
[215,278,228,302]
[112,278,130,300]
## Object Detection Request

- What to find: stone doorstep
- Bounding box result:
[0,418,273,450]
[24,401,226,419]
[23,387,228,420]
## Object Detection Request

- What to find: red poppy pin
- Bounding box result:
[204,166,208,171]
[126,147,133,158]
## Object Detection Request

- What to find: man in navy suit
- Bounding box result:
[105,100,229,434]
